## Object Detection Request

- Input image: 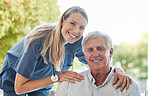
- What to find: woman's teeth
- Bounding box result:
[69,33,77,38]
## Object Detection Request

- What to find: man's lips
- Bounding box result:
[91,59,102,63]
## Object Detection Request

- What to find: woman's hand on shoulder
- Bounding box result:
[57,71,84,84]
[113,67,132,92]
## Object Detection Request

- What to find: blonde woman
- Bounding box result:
[0,6,131,96]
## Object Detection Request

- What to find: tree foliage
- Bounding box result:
[0,0,60,68]
[113,33,148,79]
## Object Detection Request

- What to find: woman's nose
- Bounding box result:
[73,26,80,35]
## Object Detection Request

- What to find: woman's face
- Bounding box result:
[61,13,88,44]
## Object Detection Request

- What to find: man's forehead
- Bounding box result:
[85,38,107,47]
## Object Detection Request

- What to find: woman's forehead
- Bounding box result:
[67,13,88,25]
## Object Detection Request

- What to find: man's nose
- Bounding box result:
[92,50,100,57]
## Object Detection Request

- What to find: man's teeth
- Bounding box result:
[69,33,76,38]
[92,60,101,62]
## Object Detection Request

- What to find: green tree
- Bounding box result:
[113,33,148,79]
[0,0,60,68]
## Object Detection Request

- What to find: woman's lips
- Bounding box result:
[68,32,78,39]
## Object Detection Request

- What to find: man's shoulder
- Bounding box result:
[129,80,140,90]
[79,70,90,76]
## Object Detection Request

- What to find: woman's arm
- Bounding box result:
[15,73,54,95]
[15,71,84,95]
[113,67,132,92]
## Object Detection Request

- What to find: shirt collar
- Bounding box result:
[87,67,114,87]
[88,69,95,84]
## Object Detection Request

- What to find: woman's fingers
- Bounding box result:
[64,71,84,82]
[126,77,132,89]
[113,72,133,92]
[112,74,118,85]
[120,77,132,91]
[58,71,84,83]
[120,77,126,91]
[115,78,123,90]
[66,78,76,84]
[113,67,133,91]
[125,78,130,90]
[67,71,84,80]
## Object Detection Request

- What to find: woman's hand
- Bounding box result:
[57,71,84,83]
[113,67,132,92]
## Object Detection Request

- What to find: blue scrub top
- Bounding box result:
[0,34,87,93]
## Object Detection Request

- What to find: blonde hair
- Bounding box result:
[26,6,88,71]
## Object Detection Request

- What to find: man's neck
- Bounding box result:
[92,67,111,86]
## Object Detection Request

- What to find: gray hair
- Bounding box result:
[82,31,113,64]
[82,31,113,52]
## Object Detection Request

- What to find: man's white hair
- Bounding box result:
[82,31,113,63]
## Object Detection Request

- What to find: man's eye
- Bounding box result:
[70,22,75,26]
[80,26,85,30]
[87,48,93,52]
[97,47,105,51]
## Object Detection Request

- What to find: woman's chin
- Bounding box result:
[66,38,77,44]
[67,41,75,44]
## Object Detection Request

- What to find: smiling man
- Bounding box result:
[55,31,140,96]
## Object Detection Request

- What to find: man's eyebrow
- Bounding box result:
[96,46,105,48]
[86,47,92,49]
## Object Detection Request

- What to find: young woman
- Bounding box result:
[0,6,131,96]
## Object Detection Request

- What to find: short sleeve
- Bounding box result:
[15,39,42,78]
[74,37,87,64]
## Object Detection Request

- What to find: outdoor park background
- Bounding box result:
[0,0,148,95]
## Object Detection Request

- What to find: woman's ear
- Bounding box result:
[61,16,65,26]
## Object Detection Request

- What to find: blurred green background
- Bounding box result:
[0,0,148,94]
[0,0,60,68]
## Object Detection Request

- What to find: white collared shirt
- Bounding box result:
[55,68,140,96]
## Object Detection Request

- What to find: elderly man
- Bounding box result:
[55,31,140,96]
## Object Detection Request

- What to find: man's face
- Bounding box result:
[84,37,112,72]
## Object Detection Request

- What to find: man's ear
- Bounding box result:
[110,48,113,58]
